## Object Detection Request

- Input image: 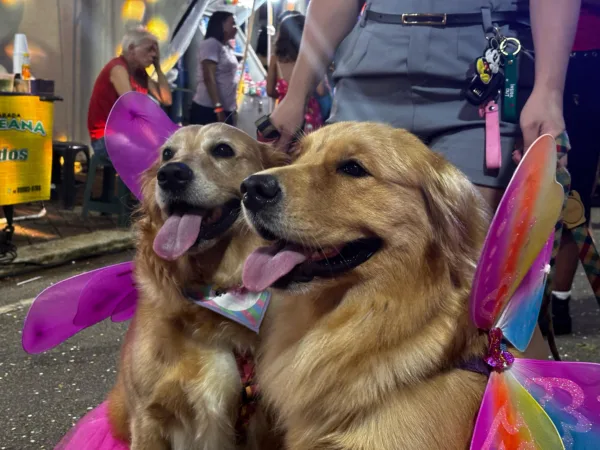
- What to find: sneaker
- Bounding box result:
[539,294,573,336]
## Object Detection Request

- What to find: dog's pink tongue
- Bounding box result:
[243,244,307,292]
[153,214,202,260]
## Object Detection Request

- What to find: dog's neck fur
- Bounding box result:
[258,243,487,445]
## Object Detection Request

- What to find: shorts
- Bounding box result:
[189,102,236,126]
[91,137,109,160]
[329,5,534,188]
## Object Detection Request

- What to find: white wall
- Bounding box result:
[0,0,198,144]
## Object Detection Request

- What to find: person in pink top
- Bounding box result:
[541,2,600,335]
[266,13,328,133]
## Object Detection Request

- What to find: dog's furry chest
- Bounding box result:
[128,307,250,448]
[163,346,243,449]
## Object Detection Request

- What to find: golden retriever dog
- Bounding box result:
[107,124,287,450]
[240,122,492,449]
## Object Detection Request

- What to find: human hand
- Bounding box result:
[153,44,162,71]
[269,94,306,152]
[514,87,566,167]
[217,111,226,123]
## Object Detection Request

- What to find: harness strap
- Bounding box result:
[234,349,259,444]
[457,356,492,377]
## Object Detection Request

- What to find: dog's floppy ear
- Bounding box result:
[420,154,490,284]
[137,160,162,222]
[259,142,291,169]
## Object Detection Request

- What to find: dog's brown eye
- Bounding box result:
[162,147,174,161]
[337,160,370,178]
[211,143,235,159]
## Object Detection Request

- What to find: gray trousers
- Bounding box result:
[329,0,533,188]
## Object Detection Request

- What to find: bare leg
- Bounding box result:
[553,230,579,291]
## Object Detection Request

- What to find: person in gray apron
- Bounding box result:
[269,0,579,209]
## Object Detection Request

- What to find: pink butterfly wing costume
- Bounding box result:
[22,92,178,355]
[22,92,178,449]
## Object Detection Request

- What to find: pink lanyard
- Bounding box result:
[480,100,502,170]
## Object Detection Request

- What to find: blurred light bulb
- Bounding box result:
[121,0,145,22]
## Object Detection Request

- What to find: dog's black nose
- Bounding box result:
[241,174,281,212]
[157,162,194,192]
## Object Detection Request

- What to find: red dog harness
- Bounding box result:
[234,350,259,444]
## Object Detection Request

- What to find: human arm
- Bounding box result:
[148,50,172,106]
[269,0,364,148]
[315,78,328,97]
[519,0,581,158]
[109,65,134,96]
[202,60,226,122]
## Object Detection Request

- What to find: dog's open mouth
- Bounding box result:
[243,235,382,292]
[153,199,240,260]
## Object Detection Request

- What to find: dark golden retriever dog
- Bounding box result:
[107,124,287,450]
[241,122,492,449]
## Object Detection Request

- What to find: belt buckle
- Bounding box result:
[401,13,447,26]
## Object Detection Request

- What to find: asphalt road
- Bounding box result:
[0,249,599,449]
[0,251,134,450]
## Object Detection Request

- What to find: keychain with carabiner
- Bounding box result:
[500,36,521,123]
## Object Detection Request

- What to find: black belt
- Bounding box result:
[363,10,530,27]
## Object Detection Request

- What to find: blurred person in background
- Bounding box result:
[542,1,600,336]
[256,26,269,71]
[190,11,238,126]
[87,27,172,159]
[266,13,330,132]
[267,0,579,213]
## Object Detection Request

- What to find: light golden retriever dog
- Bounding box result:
[107,124,287,450]
[241,122,492,449]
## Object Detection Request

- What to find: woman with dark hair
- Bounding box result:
[190,11,238,125]
[256,26,269,71]
[266,14,330,132]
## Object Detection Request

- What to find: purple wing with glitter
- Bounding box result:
[105,91,179,200]
[22,262,136,354]
[511,358,600,449]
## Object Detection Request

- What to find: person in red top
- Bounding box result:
[542,2,600,336]
[87,28,172,159]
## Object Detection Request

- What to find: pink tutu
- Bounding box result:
[55,402,129,450]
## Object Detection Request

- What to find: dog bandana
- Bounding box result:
[184,285,271,333]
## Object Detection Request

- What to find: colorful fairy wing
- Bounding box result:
[471,370,564,450]
[511,358,600,449]
[471,134,564,330]
[22,262,136,354]
[495,234,553,352]
[104,91,179,200]
[73,262,136,327]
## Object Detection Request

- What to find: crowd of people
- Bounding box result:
[87,1,599,337]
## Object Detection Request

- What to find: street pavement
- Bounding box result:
[1,250,599,449]
[0,252,133,450]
